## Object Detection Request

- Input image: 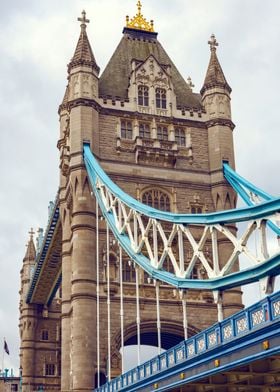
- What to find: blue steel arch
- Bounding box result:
[84,144,280,291]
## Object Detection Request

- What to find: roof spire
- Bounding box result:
[29,227,35,240]
[78,10,90,32]
[201,34,231,95]
[24,228,36,261]
[126,1,154,32]
[208,33,218,52]
[68,10,100,74]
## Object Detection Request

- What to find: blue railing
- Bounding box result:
[95,291,280,392]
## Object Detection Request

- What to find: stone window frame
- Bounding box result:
[155,88,167,109]
[121,120,133,139]
[157,125,168,141]
[190,204,203,214]
[45,363,56,376]
[175,127,186,146]
[141,187,172,212]
[139,122,151,139]
[41,329,49,341]
[122,259,136,282]
[138,85,149,107]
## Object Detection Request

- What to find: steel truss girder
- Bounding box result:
[84,144,280,291]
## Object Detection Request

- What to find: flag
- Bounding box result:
[4,339,9,355]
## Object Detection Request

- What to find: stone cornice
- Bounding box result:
[206,118,235,130]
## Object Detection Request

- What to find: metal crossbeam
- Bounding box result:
[84,144,280,292]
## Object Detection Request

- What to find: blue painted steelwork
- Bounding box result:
[26,195,60,304]
[84,144,280,290]
[223,162,272,201]
[223,162,279,234]
[84,145,280,228]
[94,290,280,392]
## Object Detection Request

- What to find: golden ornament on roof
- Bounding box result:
[126,1,154,32]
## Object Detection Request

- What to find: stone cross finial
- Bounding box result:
[187,76,195,90]
[208,34,219,51]
[78,10,90,30]
[29,228,35,239]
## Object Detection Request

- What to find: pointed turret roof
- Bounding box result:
[24,228,36,262]
[201,34,231,95]
[68,10,100,74]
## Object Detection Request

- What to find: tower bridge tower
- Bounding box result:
[19,3,242,391]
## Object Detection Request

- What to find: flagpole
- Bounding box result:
[2,337,5,374]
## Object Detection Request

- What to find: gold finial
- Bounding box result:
[126,1,155,32]
[78,10,90,31]
[137,1,142,14]
[208,34,219,51]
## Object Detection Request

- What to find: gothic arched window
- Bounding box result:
[156,88,167,109]
[138,85,149,106]
[157,125,168,141]
[142,189,171,212]
[191,205,202,214]
[175,128,186,146]
[139,123,151,139]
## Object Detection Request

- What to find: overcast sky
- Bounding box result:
[0,0,279,375]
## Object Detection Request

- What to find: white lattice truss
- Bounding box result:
[96,177,280,293]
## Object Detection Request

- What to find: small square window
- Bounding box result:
[41,330,49,341]
[157,126,168,141]
[121,121,133,139]
[139,123,151,139]
[45,364,55,376]
[175,128,186,146]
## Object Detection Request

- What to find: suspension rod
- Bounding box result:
[107,224,111,381]
[155,281,161,355]
[135,266,141,366]
[181,290,188,340]
[119,246,124,374]
[96,201,100,388]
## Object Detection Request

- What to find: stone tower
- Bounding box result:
[19,230,61,392]
[20,4,242,392]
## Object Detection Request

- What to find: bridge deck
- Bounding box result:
[96,291,280,391]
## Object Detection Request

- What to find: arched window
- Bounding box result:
[138,85,149,106]
[139,123,151,139]
[156,88,167,109]
[121,120,133,139]
[157,126,168,141]
[175,128,186,146]
[142,189,171,212]
[191,205,202,214]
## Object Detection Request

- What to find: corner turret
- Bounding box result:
[64,10,100,105]
[201,35,236,210]
[19,229,37,392]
